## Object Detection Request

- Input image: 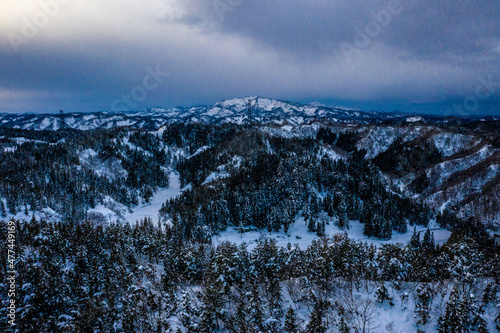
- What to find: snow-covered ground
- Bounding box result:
[213,216,451,250]
[202,171,230,185]
[78,148,128,180]
[357,126,425,159]
[432,132,479,157]
[0,174,185,226]
[0,202,61,223]
[124,173,184,224]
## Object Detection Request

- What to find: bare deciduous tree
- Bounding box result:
[340,291,379,333]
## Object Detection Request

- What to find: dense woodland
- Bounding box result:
[161,126,435,241]
[0,125,438,240]
[0,128,170,222]
[0,124,499,331]
[0,217,499,332]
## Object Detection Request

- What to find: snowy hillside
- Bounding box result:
[4,96,498,131]
[1,104,499,333]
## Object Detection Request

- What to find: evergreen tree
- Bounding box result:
[415,284,432,326]
[268,276,284,318]
[234,301,248,333]
[178,291,199,330]
[375,283,394,306]
[247,284,264,332]
[0,200,6,217]
[284,307,299,333]
[199,310,215,333]
[409,227,421,250]
[316,221,326,237]
[199,281,225,331]
[422,228,435,251]
[305,299,328,333]
[436,287,487,332]
[307,217,316,233]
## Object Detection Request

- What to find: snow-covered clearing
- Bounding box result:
[79,148,128,180]
[124,173,184,224]
[202,171,230,185]
[213,216,451,250]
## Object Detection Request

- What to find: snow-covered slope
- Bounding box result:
[2,97,499,231]
[354,125,500,229]
[0,97,464,131]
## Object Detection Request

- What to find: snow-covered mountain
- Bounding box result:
[2,96,487,131]
[1,97,499,230]
[353,125,500,229]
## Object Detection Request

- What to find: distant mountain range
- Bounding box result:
[2,97,498,131]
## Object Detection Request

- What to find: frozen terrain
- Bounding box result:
[213,216,451,250]
[124,173,184,224]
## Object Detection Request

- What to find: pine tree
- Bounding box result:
[0,200,6,217]
[199,281,224,331]
[307,217,316,233]
[284,308,299,333]
[468,293,489,332]
[234,301,247,333]
[375,283,394,306]
[305,299,328,333]
[338,315,350,333]
[238,220,245,238]
[362,208,374,237]
[437,287,462,333]
[476,316,489,333]
[178,291,199,330]
[415,284,432,326]
[422,228,435,251]
[198,310,214,333]
[247,284,264,332]
[338,211,349,230]
[316,221,326,237]
[268,276,284,318]
[379,217,392,240]
[409,227,421,249]
[481,282,497,305]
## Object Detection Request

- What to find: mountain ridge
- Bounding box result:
[4,96,497,131]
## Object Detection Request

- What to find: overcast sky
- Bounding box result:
[1,0,499,115]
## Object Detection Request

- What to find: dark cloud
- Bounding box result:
[165,0,500,63]
[0,0,498,114]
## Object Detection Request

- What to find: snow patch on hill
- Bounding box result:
[124,173,184,224]
[432,132,479,157]
[426,146,494,189]
[79,149,128,180]
[357,126,425,159]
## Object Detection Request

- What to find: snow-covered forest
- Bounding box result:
[0,217,498,332]
[1,115,499,332]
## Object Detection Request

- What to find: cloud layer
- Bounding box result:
[1,0,499,115]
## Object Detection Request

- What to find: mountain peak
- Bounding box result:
[0,96,478,131]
